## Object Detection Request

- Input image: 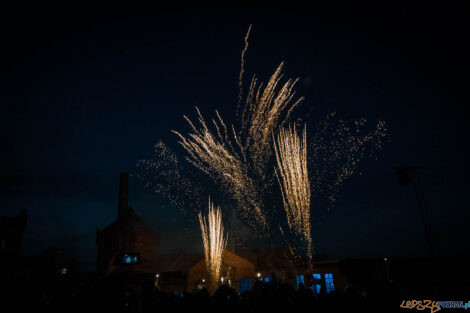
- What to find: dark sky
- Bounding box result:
[1,3,469,270]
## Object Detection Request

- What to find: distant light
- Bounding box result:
[221,277,224,282]
[202,279,205,283]
[384,258,388,261]
[59,267,68,275]
[257,273,261,277]
[155,273,159,278]
[120,253,140,265]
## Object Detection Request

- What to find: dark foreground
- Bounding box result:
[2,277,451,313]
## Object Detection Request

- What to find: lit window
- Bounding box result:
[311,273,322,295]
[296,275,305,289]
[115,253,141,265]
[325,273,335,294]
[315,284,321,294]
[240,278,252,293]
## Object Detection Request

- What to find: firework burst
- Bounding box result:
[241,62,304,179]
[199,198,227,293]
[308,113,388,216]
[274,124,312,261]
[172,107,266,230]
[172,26,304,234]
[136,141,203,216]
[172,69,302,233]
[141,26,388,253]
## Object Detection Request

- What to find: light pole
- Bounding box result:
[396,166,434,257]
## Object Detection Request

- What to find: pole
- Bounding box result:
[409,169,434,257]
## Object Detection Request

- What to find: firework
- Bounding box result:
[172,25,304,234]
[136,141,203,216]
[274,124,312,261]
[145,27,387,252]
[172,65,303,232]
[308,113,388,218]
[241,62,304,179]
[172,108,266,230]
[199,198,227,293]
[237,24,252,116]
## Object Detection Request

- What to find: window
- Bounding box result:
[296,275,305,289]
[240,278,252,293]
[325,273,335,294]
[311,273,322,295]
[115,253,141,265]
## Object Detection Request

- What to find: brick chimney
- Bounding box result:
[118,172,129,218]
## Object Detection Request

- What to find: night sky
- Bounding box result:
[1,3,469,270]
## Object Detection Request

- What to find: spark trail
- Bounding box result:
[173,25,303,234]
[199,199,227,293]
[274,124,312,261]
[237,24,252,116]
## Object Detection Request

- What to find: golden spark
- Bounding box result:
[172,107,266,230]
[173,61,302,232]
[274,124,312,261]
[237,24,252,116]
[198,198,227,293]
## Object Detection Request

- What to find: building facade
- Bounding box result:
[96,173,160,275]
[186,249,255,292]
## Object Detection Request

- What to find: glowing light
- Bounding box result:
[274,124,312,261]
[136,141,203,215]
[309,114,388,212]
[237,24,252,116]
[199,198,227,293]
[173,61,303,233]
[140,27,387,255]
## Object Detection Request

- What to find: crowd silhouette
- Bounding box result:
[1,268,406,313]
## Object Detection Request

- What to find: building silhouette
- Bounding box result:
[0,208,26,256]
[95,173,347,296]
[96,173,160,275]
